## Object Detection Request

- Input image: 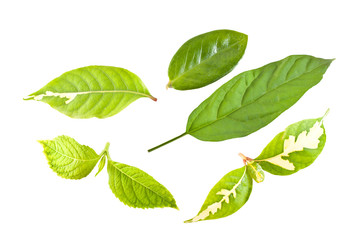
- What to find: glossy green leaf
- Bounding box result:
[148,55,333,152]
[167,29,248,90]
[25,66,157,119]
[186,55,332,141]
[107,160,178,209]
[255,113,327,175]
[38,135,100,179]
[185,166,252,223]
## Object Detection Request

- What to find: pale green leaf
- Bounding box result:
[186,166,252,223]
[168,29,248,90]
[107,160,178,209]
[255,114,327,175]
[95,155,106,177]
[38,135,100,179]
[25,66,157,119]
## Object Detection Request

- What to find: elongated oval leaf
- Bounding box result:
[38,135,100,179]
[107,160,178,209]
[167,29,248,90]
[186,55,333,141]
[185,166,252,223]
[255,114,326,175]
[25,66,157,119]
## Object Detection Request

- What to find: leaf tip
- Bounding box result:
[23,95,34,101]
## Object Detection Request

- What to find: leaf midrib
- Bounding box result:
[32,90,153,99]
[188,61,329,134]
[42,142,100,162]
[170,40,244,85]
[109,161,173,205]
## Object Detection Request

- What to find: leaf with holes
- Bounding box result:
[149,55,333,152]
[38,135,100,179]
[254,112,327,175]
[107,160,178,209]
[185,166,252,223]
[167,29,247,90]
[25,66,157,118]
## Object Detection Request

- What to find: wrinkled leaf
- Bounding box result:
[107,160,178,209]
[25,66,156,119]
[186,55,332,141]
[255,114,327,175]
[167,29,247,90]
[38,135,100,179]
[186,166,252,223]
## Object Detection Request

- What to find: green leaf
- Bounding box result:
[247,162,265,183]
[186,55,333,141]
[107,160,178,209]
[185,166,252,223]
[38,135,100,179]
[148,55,333,152]
[255,113,327,175]
[95,155,106,177]
[25,66,157,119]
[167,29,248,90]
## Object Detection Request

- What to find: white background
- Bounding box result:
[1,0,359,239]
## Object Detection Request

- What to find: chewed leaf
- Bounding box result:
[185,166,252,223]
[38,135,100,179]
[25,66,156,119]
[168,29,248,90]
[255,115,327,175]
[107,160,178,209]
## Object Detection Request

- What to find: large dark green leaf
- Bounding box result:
[25,66,156,119]
[167,29,247,90]
[186,55,333,141]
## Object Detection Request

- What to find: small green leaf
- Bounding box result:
[107,160,178,209]
[185,166,252,223]
[25,66,157,119]
[255,113,327,175]
[167,29,248,90]
[95,155,106,177]
[38,135,100,179]
[247,162,265,183]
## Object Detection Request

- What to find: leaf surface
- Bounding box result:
[107,160,178,209]
[38,135,100,179]
[186,55,333,141]
[168,29,247,90]
[255,116,326,175]
[186,166,252,222]
[25,66,156,118]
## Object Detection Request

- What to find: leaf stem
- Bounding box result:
[148,133,187,152]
